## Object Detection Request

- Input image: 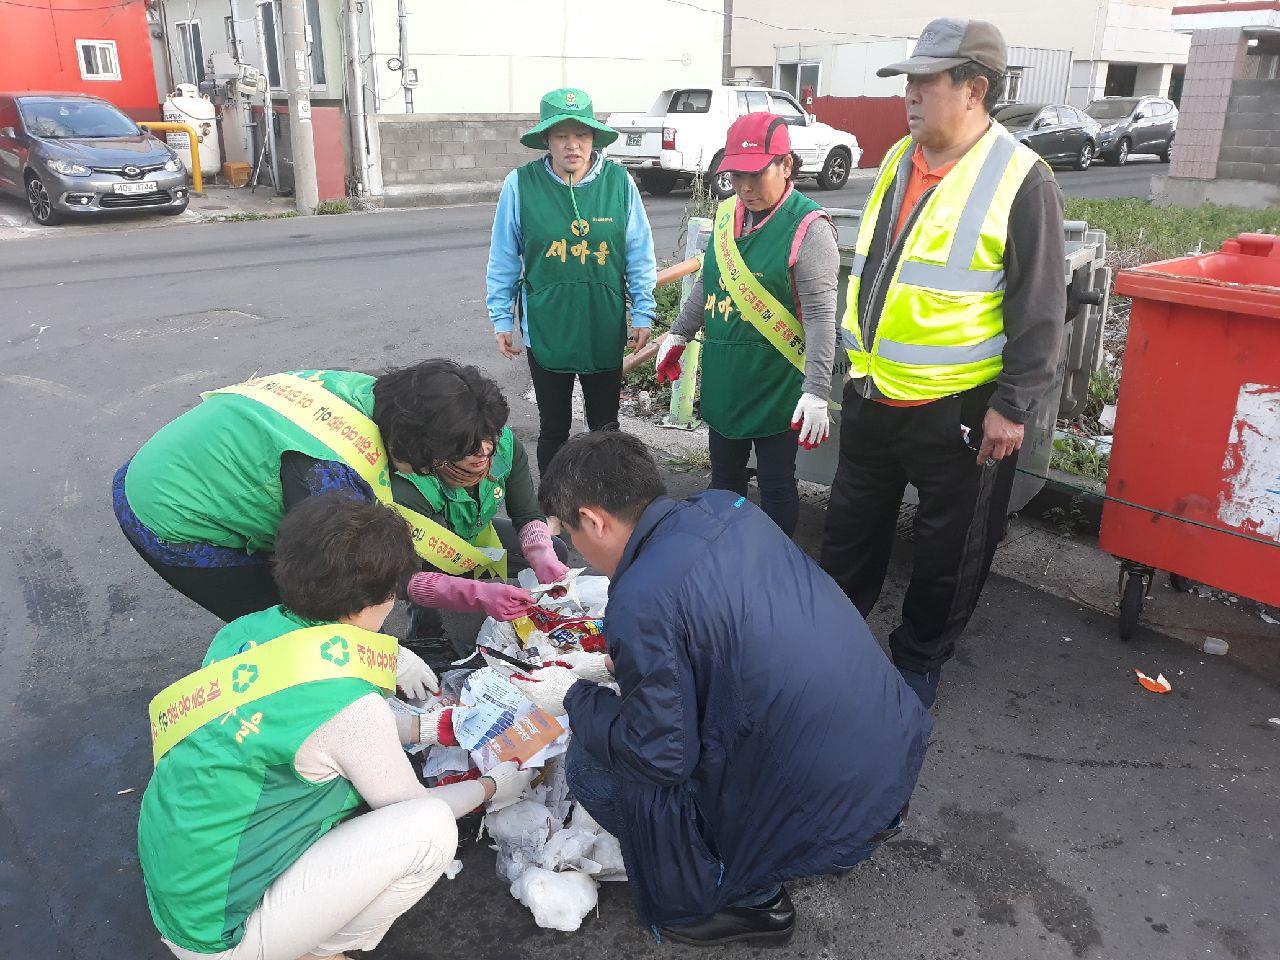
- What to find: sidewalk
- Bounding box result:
[615,407,1280,684]
[0,185,302,241]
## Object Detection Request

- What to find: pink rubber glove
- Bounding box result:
[407,572,535,621]
[520,520,570,585]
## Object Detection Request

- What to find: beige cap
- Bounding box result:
[877,18,1008,77]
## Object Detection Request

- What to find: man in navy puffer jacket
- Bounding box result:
[514,431,933,945]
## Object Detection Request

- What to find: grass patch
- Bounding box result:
[1064,198,1280,263]
[314,198,352,215]
[1050,433,1110,482]
[664,447,712,472]
[211,211,302,222]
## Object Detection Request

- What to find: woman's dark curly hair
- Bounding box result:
[273,493,418,621]
[371,359,509,473]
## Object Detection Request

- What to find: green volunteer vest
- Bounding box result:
[124,370,513,553]
[404,428,515,541]
[137,606,386,952]
[518,158,630,374]
[700,188,824,439]
[842,125,1047,400]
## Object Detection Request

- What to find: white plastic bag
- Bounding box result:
[509,867,599,932]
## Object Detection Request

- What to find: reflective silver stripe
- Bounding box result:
[876,333,1007,365]
[897,132,1017,294]
[840,327,863,351]
[850,253,867,274]
[896,261,1005,292]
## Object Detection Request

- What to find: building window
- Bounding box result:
[1003,67,1023,103]
[175,20,205,85]
[259,1,282,88]
[258,0,325,89]
[76,40,120,81]
[305,0,325,86]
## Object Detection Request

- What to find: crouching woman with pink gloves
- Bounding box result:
[394,364,570,669]
[655,113,838,537]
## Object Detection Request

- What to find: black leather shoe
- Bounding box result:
[661,887,795,947]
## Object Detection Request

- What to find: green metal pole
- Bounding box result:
[663,216,711,430]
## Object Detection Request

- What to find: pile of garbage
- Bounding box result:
[399,572,626,932]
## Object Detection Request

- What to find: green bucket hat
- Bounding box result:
[520,88,618,150]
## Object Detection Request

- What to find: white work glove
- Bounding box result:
[539,651,613,685]
[790,392,830,450]
[655,334,689,384]
[509,666,580,716]
[396,647,441,701]
[416,703,457,747]
[483,760,536,810]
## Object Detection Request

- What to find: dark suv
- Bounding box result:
[1084,96,1178,166]
[0,92,190,225]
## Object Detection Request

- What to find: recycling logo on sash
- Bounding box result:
[320,636,350,667]
[231,664,260,693]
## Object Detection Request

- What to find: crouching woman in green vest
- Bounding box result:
[138,494,533,960]
[655,113,839,536]
[114,360,569,657]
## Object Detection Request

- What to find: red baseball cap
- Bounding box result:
[717,113,792,174]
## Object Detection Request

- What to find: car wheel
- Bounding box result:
[1073,141,1094,171]
[705,152,735,200]
[26,173,63,226]
[1113,138,1130,166]
[637,172,676,196]
[817,147,852,190]
[1157,139,1172,163]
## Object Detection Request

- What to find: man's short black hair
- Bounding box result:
[273,493,418,622]
[539,431,666,529]
[948,62,1005,114]
[372,359,509,473]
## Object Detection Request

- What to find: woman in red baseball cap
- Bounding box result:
[656,112,839,536]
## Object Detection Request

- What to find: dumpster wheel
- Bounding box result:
[1118,565,1152,640]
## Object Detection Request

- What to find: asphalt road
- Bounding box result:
[2,160,1276,960]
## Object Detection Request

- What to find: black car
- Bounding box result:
[0,92,190,226]
[1084,96,1178,165]
[994,102,1102,171]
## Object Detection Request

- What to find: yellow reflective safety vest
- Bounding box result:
[841,123,1049,400]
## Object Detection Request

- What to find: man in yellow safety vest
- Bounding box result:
[820,18,1066,709]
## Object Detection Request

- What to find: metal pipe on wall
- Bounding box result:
[253,1,282,190]
[345,0,370,195]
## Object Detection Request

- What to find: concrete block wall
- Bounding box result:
[372,114,539,206]
[1216,77,1280,185]
[1168,28,1249,181]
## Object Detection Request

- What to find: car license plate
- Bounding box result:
[114,181,158,195]
[627,133,642,147]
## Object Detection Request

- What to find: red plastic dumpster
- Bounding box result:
[1100,233,1280,638]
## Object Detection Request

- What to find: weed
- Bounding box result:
[314,198,352,215]
[210,211,301,222]
[664,447,712,472]
[1044,496,1086,537]
[1050,433,1109,482]
[1064,198,1280,263]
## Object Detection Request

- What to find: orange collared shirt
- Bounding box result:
[876,146,959,406]
[894,145,958,241]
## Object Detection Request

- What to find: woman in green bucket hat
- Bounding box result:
[487,87,658,473]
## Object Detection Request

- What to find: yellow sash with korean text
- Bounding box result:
[712,197,806,374]
[204,374,506,579]
[148,624,397,764]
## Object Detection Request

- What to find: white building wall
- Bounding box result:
[368,0,723,116]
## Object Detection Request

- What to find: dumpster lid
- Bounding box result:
[1115,233,1280,319]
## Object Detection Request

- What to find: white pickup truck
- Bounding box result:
[606,86,862,199]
